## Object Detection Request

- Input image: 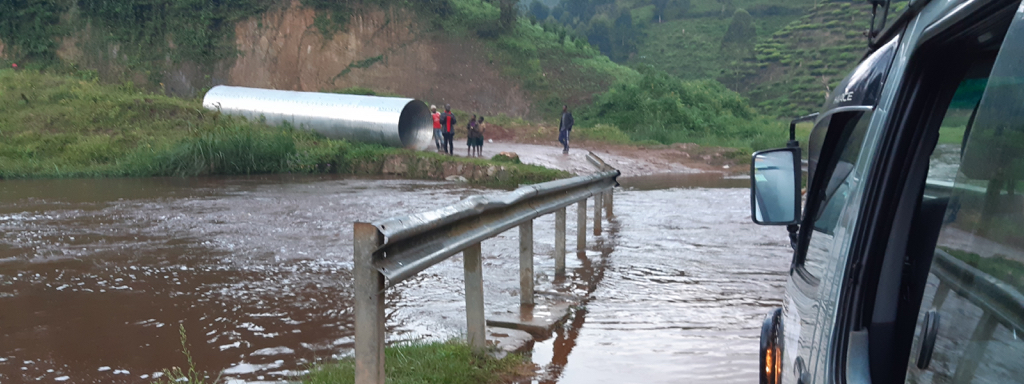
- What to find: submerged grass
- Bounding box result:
[0,69,565,188]
[303,339,530,384]
[152,325,219,384]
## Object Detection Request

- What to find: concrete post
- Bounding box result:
[593,193,603,236]
[463,243,486,355]
[931,282,951,309]
[577,200,587,253]
[354,222,385,384]
[519,220,534,305]
[605,189,614,217]
[952,312,999,382]
[555,207,566,277]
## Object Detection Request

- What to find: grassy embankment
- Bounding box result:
[0,69,567,187]
[303,340,530,384]
[151,325,527,384]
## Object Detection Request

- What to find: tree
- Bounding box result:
[585,14,613,57]
[720,8,756,59]
[564,0,590,19]
[499,0,520,30]
[610,7,639,61]
[550,4,564,20]
[529,0,549,21]
[652,0,669,22]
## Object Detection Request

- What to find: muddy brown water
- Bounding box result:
[0,174,790,383]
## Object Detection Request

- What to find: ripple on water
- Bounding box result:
[1,176,790,383]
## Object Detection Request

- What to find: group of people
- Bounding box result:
[430,103,576,157]
[431,104,487,157]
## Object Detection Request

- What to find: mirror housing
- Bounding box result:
[751,147,801,225]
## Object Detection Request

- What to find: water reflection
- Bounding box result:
[531,188,790,384]
[0,176,790,383]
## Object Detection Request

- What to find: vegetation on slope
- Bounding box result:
[444,0,639,115]
[0,68,566,187]
[578,66,787,151]
[744,1,873,117]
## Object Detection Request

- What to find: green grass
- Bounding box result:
[152,325,219,384]
[745,2,873,117]
[631,13,804,82]
[941,247,1024,294]
[0,69,566,188]
[303,340,529,384]
[579,66,789,152]
[938,126,968,146]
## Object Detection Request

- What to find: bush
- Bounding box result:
[579,66,787,151]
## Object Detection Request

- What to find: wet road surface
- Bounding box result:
[0,174,790,383]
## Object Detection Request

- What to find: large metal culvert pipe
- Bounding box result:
[202,85,433,150]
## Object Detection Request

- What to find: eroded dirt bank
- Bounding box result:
[49,0,534,117]
[228,1,533,116]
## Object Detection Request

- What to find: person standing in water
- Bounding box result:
[431,105,443,152]
[558,105,574,154]
[466,114,478,157]
[439,104,457,155]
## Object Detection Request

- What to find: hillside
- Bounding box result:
[533,0,879,117]
[1,0,809,156]
[628,0,815,82]
[0,0,633,119]
[743,1,873,117]
[628,0,875,117]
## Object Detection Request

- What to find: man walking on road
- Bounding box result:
[440,104,457,155]
[431,105,443,152]
[558,105,574,154]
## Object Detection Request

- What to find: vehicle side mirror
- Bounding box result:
[751,147,801,225]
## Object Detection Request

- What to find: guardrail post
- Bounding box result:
[593,193,603,236]
[520,220,535,305]
[952,312,999,382]
[555,207,566,277]
[354,222,385,384]
[931,282,951,309]
[605,188,613,217]
[577,200,587,253]
[464,242,486,355]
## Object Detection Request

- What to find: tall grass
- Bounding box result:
[303,339,529,384]
[128,124,297,177]
[152,325,220,384]
[0,69,566,187]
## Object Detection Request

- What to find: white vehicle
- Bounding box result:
[750,0,1024,383]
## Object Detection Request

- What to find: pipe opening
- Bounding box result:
[399,101,434,150]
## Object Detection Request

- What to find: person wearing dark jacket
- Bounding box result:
[466,115,478,157]
[439,104,457,155]
[558,105,574,154]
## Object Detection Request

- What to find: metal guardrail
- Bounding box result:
[353,152,619,384]
[930,249,1024,380]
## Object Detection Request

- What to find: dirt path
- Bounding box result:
[438,141,744,177]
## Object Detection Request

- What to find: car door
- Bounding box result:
[780,38,899,384]
[905,6,1024,383]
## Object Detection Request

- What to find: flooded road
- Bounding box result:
[0,174,790,383]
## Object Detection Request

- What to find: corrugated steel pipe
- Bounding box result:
[202,85,433,150]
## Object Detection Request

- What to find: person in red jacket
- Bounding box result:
[431,105,443,152]
[439,104,457,155]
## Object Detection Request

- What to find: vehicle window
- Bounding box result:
[906,12,1024,383]
[800,111,874,280]
[927,78,989,185]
